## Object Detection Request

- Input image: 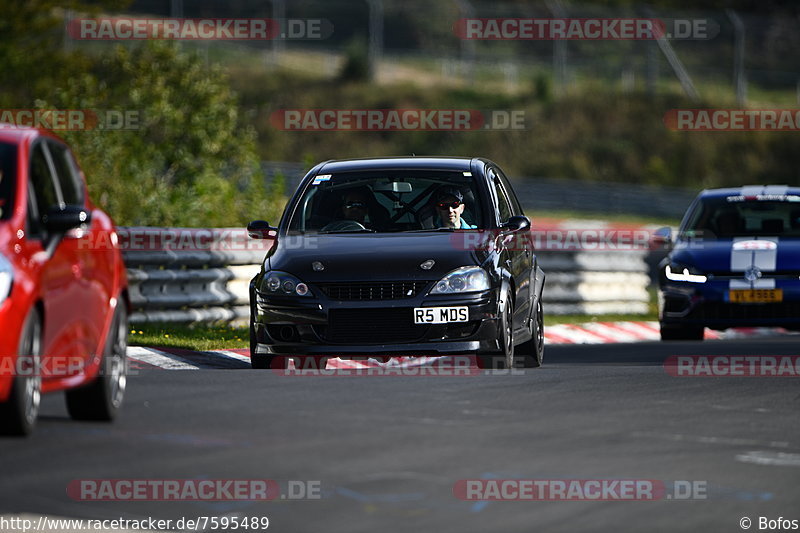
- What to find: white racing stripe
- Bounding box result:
[126,346,201,370]
[730,237,779,289]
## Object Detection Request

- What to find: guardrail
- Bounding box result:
[120,228,266,324]
[120,225,653,323]
[539,251,651,315]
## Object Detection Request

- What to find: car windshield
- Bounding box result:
[286,170,484,233]
[0,141,17,220]
[683,194,800,239]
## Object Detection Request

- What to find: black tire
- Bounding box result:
[65,303,128,421]
[0,307,42,436]
[660,324,705,341]
[478,299,514,370]
[252,354,289,369]
[517,299,544,368]
[250,353,275,369]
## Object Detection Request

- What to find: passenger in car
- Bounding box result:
[432,186,476,229]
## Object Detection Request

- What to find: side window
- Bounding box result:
[27,182,43,238]
[490,169,512,223]
[28,143,62,237]
[29,143,61,211]
[494,167,523,215]
[0,141,17,220]
[47,141,83,205]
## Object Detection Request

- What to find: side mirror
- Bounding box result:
[43,205,91,234]
[653,226,672,246]
[247,220,277,239]
[501,215,531,233]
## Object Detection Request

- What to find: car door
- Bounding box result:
[26,140,90,379]
[489,166,533,334]
[46,139,107,358]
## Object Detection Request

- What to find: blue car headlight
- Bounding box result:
[0,253,13,305]
[260,271,313,297]
[430,266,490,294]
[665,263,707,283]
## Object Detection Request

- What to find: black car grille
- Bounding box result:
[319,308,428,344]
[691,302,800,321]
[318,281,430,301]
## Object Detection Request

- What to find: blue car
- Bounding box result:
[657,185,800,340]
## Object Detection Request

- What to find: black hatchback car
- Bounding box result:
[247,157,545,369]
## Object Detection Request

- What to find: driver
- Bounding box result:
[340,188,372,225]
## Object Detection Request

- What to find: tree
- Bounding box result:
[43,41,284,226]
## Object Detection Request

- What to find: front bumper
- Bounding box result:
[252,287,503,356]
[659,278,800,330]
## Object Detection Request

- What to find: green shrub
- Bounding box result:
[42,42,285,227]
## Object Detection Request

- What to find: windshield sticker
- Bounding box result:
[312,174,332,185]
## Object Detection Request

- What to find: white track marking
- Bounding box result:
[211,350,252,363]
[581,322,641,342]
[736,451,800,467]
[127,347,201,370]
[543,324,606,344]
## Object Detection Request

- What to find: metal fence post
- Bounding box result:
[727,9,747,106]
[368,0,384,81]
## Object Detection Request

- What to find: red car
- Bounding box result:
[0,126,129,435]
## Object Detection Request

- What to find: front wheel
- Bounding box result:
[478,299,514,370]
[66,303,128,421]
[0,307,42,436]
[517,299,544,368]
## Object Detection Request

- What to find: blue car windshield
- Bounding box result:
[0,142,17,220]
[683,195,800,238]
[286,170,483,233]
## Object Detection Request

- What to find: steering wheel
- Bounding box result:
[320,220,367,232]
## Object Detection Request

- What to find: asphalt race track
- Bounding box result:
[1,337,799,533]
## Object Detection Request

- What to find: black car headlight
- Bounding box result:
[260,271,313,297]
[430,266,490,294]
[665,263,707,283]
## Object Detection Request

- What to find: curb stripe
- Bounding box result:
[127,346,201,370]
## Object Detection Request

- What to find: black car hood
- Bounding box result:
[266,232,489,282]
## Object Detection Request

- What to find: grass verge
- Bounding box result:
[129,323,250,351]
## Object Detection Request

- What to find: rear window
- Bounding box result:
[683,195,800,238]
[0,142,17,220]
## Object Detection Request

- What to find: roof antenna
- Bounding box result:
[411,153,416,157]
